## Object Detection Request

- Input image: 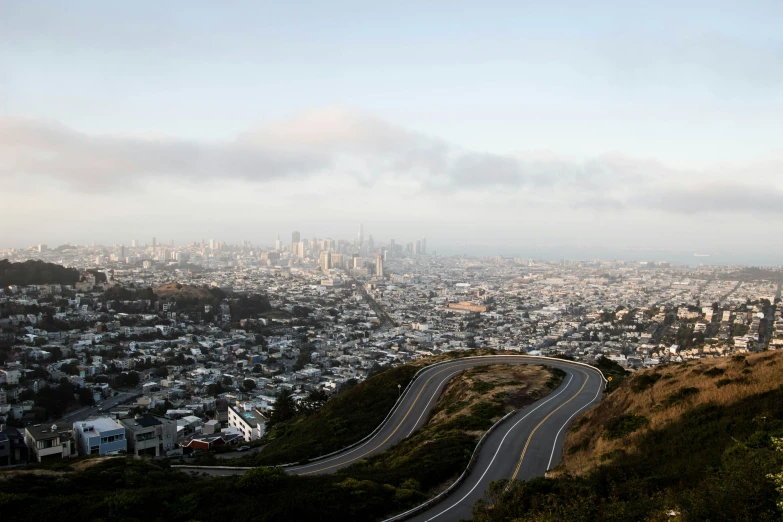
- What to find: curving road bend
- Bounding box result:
[186,355,604,522]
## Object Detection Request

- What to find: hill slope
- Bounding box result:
[0,259,79,287]
[471,351,783,522]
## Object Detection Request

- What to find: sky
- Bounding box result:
[2,1,783,264]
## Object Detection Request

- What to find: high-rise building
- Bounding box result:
[297,241,305,259]
[331,253,343,268]
[358,224,364,247]
[209,239,216,250]
[275,233,282,252]
[120,245,125,260]
[37,244,47,252]
[352,255,362,269]
[131,239,137,248]
[292,231,300,245]
[376,255,384,277]
[319,251,331,271]
[151,237,156,249]
[421,237,426,255]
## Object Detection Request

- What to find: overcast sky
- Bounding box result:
[2,1,782,264]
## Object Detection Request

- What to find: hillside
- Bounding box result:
[471,351,783,522]
[0,259,79,287]
[153,282,218,301]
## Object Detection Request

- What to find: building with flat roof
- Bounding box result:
[24,422,76,463]
[73,417,126,456]
[227,405,266,442]
[119,414,177,457]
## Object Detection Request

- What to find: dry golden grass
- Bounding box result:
[425,364,555,436]
[556,350,783,476]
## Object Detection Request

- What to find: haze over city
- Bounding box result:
[3,1,783,263]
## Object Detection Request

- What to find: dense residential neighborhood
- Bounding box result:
[1,237,781,466]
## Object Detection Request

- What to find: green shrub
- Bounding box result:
[703,367,726,377]
[603,414,650,440]
[662,387,699,407]
[630,373,661,393]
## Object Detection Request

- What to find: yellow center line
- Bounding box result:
[504,369,589,491]
[298,363,472,475]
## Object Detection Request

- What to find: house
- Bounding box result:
[73,417,127,456]
[0,432,9,466]
[182,432,242,451]
[227,405,266,442]
[24,423,76,463]
[0,426,28,466]
[119,414,177,457]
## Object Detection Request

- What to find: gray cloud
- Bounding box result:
[0,118,332,191]
[639,184,783,214]
[1,109,777,218]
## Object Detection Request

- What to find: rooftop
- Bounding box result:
[26,422,71,441]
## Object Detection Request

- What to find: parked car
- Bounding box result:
[236,445,251,452]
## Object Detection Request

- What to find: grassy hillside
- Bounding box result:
[252,364,419,465]
[471,351,783,522]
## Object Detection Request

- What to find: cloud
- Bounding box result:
[0,118,332,191]
[639,184,783,214]
[1,108,778,218]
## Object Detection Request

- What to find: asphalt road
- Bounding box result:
[59,388,142,425]
[180,355,605,521]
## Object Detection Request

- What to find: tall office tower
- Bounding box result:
[421,237,426,255]
[292,231,300,252]
[209,239,216,250]
[152,237,157,249]
[297,241,305,259]
[37,244,47,252]
[383,249,388,262]
[131,239,137,248]
[319,251,331,271]
[275,233,282,252]
[120,245,125,260]
[368,235,374,250]
[358,224,364,246]
[376,255,384,277]
[352,255,361,269]
[169,239,174,247]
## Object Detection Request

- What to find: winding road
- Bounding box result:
[181,355,605,520]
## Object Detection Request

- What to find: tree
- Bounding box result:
[269,389,297,426]
[298,388,329,415]
[242,379,256,392]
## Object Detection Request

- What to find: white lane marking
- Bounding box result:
[406,368,466,438]
[546,371,603,470]
[289,364,450,471]
[424,374,575,521]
